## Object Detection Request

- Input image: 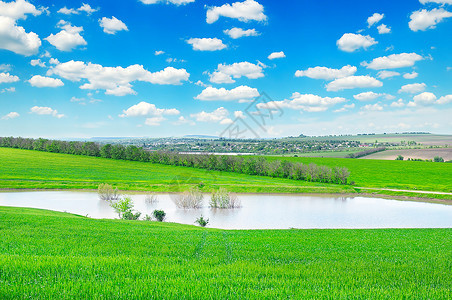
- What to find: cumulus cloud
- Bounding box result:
[353,91,384,101]
[409,8,452,31]
[268,51,286,60]
[0,72,19,83]
[420,0,452,4]
[1,111,19,120]
[28,75,64,87]
[206,0,267,24]
[377,70,400,79]
[223,27,260,39]
[30,58,45,67]
[0,0,41,20]
[1,87,15,93]
[195,85,259,101]
[334,103,355,113]
[30,106,64,118]
[403,71,419,79]
[190,107,229,122]
[390,99,405,108]
[367,13,384,27]
[45,21,87,51]
[58,3,98,15]
[326,76,383,92]
[437,95,452,104]
[361,53,424,69]
[209,61,264,84]
[399,83,426,93]
[410,92,437,106]
[377,24,391,34]
[139,0,195,5]
[257,93,346,113]
[99,16,128,34]
[0,16,41,56]
[120,101,179,118]
[155,50,164,55]
[187,38,226,51]
[295,65,356,80]
[336,33,377,52]
[47,60,190,96]
[361,103,383,111]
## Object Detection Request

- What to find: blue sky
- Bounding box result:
[0,0,451,138]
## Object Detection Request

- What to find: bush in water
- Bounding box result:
[98,183,120,201]
[210,188,241,209]
[195,215,209,227]
[109,196,141,220]
[173,186,203,209]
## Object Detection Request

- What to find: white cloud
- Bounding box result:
[45,21,87,51]
[0,72,19,83]
[409,8,452,31]
[224,27,260,39]
[367,13,384,27]
[173,116,195,125]
[1,111,19,120]
[399,83,426,93]
[336,33,377,52]
[411,92,437,106]
[295,65,356,80]
[145,116,166,126]
[28,75,64,88]
[0,16,41,56]
[30,59,45,67]
[326,75,383,91]
[334,103,355,113]
[120,101,179,118]
[1,87,15,93]
[377,24,391,34]
[99,16,128,34]
[139,0,195,5]
[78,3,98,15]
[187,38,226,51]
[155,50,164,55]
[362,53,424,69]
[403,71,419,79]
[268,51,286,60]
[206,0,267,24]
[48,60,190,96]
[190,107,229,122]
[209,61,264,84]
[0,64,11,71]
[420,0,452,4]
[437,95,452,104]
[195,85,259,101]
[0,0,41,20]
[234,111,246,118]
[361,103,383,111]
[30,106,64,118]
[390,99,405,108]
[58,4,98,15]
[377,70,400,79]
[353,91,384,101]
[257,93,346,112]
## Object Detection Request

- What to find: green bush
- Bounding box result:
[153,210,166,222]
[210,188,241,209]
[109,197,141,220]
[195,215,209,227]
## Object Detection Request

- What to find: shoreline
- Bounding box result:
[1,187,451,206]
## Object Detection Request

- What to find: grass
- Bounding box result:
[0,206,450,299]
[1,148,451,200]
[265,156,452,193]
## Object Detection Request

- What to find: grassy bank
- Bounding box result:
[1,148,451,200]
[0,206,450,298]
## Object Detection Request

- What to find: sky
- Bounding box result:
[0,0,451,139]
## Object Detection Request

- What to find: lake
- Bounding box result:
[0,191,451,229]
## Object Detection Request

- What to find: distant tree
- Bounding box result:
[395,155,404,161]
[100,144,113,158]
[433,156,444,162]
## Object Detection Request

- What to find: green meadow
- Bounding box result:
[1,148,451,200]
[0,206,450,299]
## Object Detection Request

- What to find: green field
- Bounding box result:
[1,148,452,200]
[0,206,450,298]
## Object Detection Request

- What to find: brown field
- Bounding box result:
[360,148,452,161]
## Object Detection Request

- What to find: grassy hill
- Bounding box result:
[0,206,450,298]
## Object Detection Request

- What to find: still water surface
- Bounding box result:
[0,191,451,229]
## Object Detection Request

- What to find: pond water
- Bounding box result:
[0,191,451,229]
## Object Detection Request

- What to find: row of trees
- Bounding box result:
[346,147,386,158]
[0,136,350,184]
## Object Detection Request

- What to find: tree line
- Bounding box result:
[0,136,350,184]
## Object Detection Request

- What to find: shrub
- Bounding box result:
[153,210,166,222]
[109,196,141,220]
[210,188,241,209]
[395,155,404,160]
[98,183,120,201]
[144,192,158,203]
[433,156,444,162]
[173,186,203,209]
[195,215,209,227]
